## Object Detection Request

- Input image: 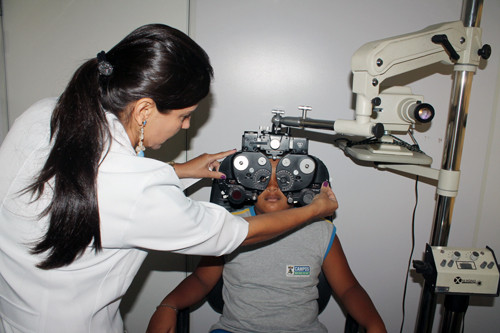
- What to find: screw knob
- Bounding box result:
[478,44,492,60]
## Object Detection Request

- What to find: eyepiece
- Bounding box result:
[414,103,435,123]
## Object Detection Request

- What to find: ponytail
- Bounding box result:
[28,59,109,269]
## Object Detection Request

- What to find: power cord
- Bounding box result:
[336,130,427,332]
[400,175,419,333]
[337,134,425,154]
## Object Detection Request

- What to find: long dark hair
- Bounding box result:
[27,24,213,269]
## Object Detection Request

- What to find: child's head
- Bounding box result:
[254,159,294,215]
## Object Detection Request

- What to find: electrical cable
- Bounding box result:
[364,135,421,152]
[399,175,419,333]
[336,129,426,332]
[336,132,425,154]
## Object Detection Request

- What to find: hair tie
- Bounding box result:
[97,51,113,76]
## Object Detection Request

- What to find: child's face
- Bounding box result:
[254,159,294,215]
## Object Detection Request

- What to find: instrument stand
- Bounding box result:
[441,294,469,333]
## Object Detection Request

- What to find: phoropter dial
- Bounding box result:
[276,170,294,192]
[232,152,272,190]
[253,168,272,190]
[276,154,316,192]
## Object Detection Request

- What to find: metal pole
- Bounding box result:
[414,1,483,332]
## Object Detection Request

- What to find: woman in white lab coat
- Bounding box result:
[0,24,337,333]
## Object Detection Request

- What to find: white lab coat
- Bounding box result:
[0,98,248,333]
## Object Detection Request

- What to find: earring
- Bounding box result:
[135,120,146,157]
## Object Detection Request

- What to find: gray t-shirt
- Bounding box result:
[210,206,336,333]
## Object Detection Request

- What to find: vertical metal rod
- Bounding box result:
[431,70,474,246]
[414,1,483,332]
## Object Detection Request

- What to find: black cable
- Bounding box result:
[400,176,419,333]
[337,130,425,332]
[336,133,425,154]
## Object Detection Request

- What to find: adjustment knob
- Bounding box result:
[228,185,246,205]
[299,189,315,206]
[371,123,384,138]
[281,158,291,167]
[233,155,249,171]
[270,138,281,150]
[299,158,315,175]
[258,156,267,166]
[470,251,479,261]
[478,44,492,60]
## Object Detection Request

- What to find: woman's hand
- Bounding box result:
[171,149,236,179]
[146,307,177,333]
[242,182,338,246]
[310,182,339,219]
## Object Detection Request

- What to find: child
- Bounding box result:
[147,158,386,333]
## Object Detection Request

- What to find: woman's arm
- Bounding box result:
[146,256,224,333]
[172,149,236,179]
[242,184,338,245]
[173,150,339,246]
[322,237,387,333]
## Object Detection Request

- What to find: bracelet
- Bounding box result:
[167,161,176,170]
[156,303,178,313]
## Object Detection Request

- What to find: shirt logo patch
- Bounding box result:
[286,265,311,277]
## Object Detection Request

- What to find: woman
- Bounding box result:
[0,24,337,333]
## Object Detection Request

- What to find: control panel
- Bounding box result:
[419,245,500,296]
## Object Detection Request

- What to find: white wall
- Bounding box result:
[2,1,500,332]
